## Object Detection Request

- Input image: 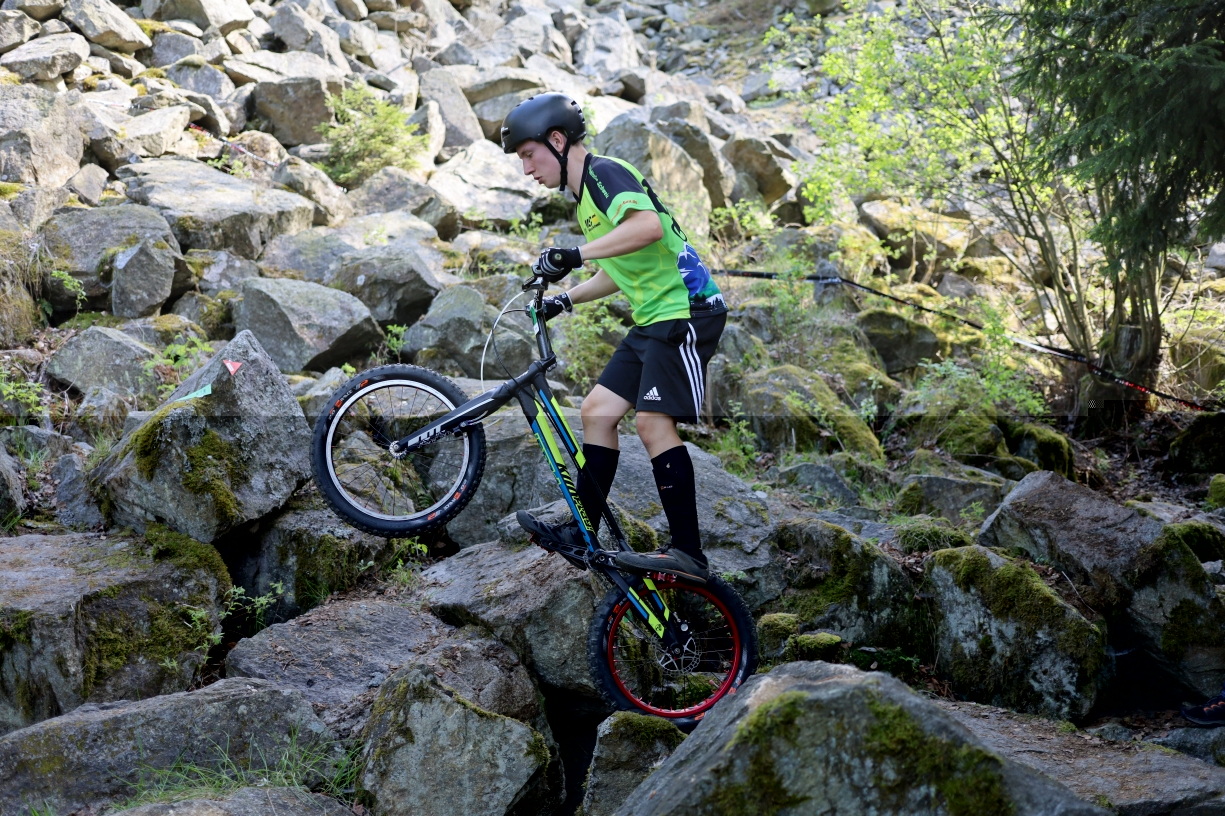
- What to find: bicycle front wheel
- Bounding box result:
[587,575,757,731]
[312,364,486,537]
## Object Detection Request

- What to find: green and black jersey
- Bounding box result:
[576,154,725,327]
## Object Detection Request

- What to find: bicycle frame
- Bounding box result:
[391,275,689,651]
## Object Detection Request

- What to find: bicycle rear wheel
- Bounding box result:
[587,575,757,731]
[312,365,485,537]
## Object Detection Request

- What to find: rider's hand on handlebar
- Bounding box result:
[541,292,573,321]
[534,246,583,282]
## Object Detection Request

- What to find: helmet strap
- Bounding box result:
[545,131,573,198]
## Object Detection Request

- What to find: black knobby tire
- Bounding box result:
[587,575,758,731]
[311,364,486,538]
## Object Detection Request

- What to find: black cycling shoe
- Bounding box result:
[615,547,709,584]
[516,510,589,570]
[1182,695,1225,726]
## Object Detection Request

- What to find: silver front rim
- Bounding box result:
[324,379,471,522]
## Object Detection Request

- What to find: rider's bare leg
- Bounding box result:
[576,385,632,533]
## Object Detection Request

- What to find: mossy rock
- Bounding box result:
[804,320,901,412]
[770,518,920,652]
[846,645,921,682]
[604,710,686,753]
[737,364,884,461]
[757,612,801,661]
[894,519,974,554]
[854,308,939,375]
[828,451,893,492]
[999,418,1073,478]
[1170,412,1225,473]
[782,631,842,663]
[1153,521,1225,563]
[1208,474,1225,511]
[925,546,1107,719]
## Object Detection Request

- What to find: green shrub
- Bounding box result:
[316,83,428,187]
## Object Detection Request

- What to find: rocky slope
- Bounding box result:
[1,0,1224,812]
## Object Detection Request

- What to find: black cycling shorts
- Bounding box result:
[596,311,727,423]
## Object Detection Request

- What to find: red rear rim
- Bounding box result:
[606,583,742,719]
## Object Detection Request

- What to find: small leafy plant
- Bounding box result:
[143,337,215,398]
[316,83,428,187]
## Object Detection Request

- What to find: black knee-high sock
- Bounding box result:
[652,446,705,565]
[577,443,619,534]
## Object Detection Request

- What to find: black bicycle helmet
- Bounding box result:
[500,92,587,193]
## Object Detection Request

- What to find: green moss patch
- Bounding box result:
[895,519,973,554]
[865,695,1014,816]
[1208,474,1225,511]
[757,612,801,658]
[1130,524,1214,588]
[1000,419,1072,478]
[606,711,686,752]
[0,609,34,653]
[145,523,231,592]
[59,311,125,331]
[81,599,211,698]
[1159,521,1225,563]
[847,646,921,681]
[182,429,250,526]
[698,691,811,815]
[782,632,842,662]
[776,521,873,621]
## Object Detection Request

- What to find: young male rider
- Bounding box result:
[501,92,726,584]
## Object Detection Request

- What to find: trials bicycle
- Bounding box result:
[311,273,757,728]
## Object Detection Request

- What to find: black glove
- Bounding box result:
[541,291,573,321]
[534,246,583,282]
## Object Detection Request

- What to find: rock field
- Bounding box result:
[1,0,1225,811]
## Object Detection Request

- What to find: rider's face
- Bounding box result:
[516,135,563,189]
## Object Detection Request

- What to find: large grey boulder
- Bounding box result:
[269,2,347,70]
[473,88,535,141]
[860,199,971,271]
[1,0,61,21]
[0,9,39,55]
[234,277,382,372]
[428,139,552,227]
[894,472,1010,523]
[150,29,200,67]
[924,546,1107,720]
[0,677,337,814]
[90,331,313,542]
[76,103,193,171]
[358,663,559,815]
[119,158,315,259]
[52,452,105,529]
[158,0,253,33]
[223,500,394,623]
[400,284,533,378]
[0,530,229,736]
[583,712,686,816]
[979,470,1225,698]
[228,595,549,741]
[222,48,345,84]
[259,209,441,284]
[164,59,235,102]
[656,118,736,210]
[110,234,182,318]
[769,517,916,649]
[421,538,600,695]
[112,787,353,816]
[272,156,351,225]
[457,65,545,105]
[572,8,638,79]
[0,448,25,520]
[618,661,1105,816]
[594,114,711,238]
[418,66,484,154]
[46,326,159,398]
[61,0,150,51]
[855,308,941,374]
[0,84,83,187]
[334,241,444,325]
[347,165,459,238]
[721,132,797,206]
[0,31,88,79]
[940,698,1225,814]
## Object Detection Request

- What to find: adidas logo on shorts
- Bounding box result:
[643,387,662,401]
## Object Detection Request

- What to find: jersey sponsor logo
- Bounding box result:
[643,386,662,401]
[589,167,609,198]
[584,213,601,230]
